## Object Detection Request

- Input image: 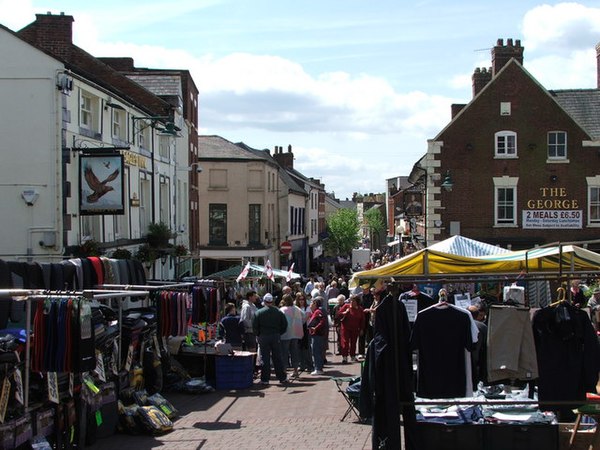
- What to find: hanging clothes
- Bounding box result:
[410,303,475,398]
[360,293,420,450]
[532,301,600,420]
[486,305,538,383]
[31,296,96,373]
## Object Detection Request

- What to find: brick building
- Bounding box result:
[423,38,600,250]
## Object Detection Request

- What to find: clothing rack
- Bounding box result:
[0,288,148,409]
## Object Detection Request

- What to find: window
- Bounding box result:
[159,176,170,224]
[589,186,600,225]
[495,131,517,158]
[249,204,261,243]
[136,120,152,150]
[496,187,516,225]
[139,173,151,236]
[81,216,101,242]
[548,131,567,160]
[79,90,100,134]
[494,176,518,227]
[209,204,227,244]
[500,102,511,116]
[112,109,126,141]
[158,136,170,159]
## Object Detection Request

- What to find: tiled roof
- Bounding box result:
[550,89,600,140]
[123,74,182,97]
[198,135,266,160]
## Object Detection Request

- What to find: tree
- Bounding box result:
[325,208,361,256]
[364,207,386,250]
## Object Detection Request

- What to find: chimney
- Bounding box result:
[596,42,600,88]
[272,145,294,169]
[492,38,524,76]
[17,12,74,60]
[472,67,493,97]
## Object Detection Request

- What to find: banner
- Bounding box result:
[236,261,251,283]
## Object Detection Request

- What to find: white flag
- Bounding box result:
[286,263,295,282]
[236,261,251,282]
[265,259,274,281]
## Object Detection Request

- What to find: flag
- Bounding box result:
[264,259,274,281]
[286,263,295,282]
[236,261,251,283]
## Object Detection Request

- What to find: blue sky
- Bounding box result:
[4,1,600,199]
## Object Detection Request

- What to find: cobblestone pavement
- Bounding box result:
[87,337,373,449]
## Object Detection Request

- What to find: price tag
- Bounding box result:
[159,404,172,416]
[83,374,100,395]
[403,299,418,322]
[0,377,10,423]
[47,371,60,404]
[13,368,23,405]
[95,410,103,427]
[95,350,106,382]
[125,344,134,372]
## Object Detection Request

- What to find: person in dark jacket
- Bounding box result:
[252,293,288,385]
[218,303,244,350]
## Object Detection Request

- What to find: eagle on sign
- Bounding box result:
[84,164,119,203]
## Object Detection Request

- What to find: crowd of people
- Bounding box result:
[217,274,383,385]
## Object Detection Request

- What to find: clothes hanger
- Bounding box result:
[549,286,567,307]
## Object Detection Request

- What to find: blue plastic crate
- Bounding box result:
[215,355,253,389]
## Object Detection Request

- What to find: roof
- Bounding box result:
[350,235,600,286]
[207,263,301,280]
[551,89,600,140]
[16,14,171,118]
[124,73,182,97]
[198,136,267,161]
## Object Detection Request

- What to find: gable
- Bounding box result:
[435,59,593,144]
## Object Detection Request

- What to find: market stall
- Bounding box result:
[352,236,600,450]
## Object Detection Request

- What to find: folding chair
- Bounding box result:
[331,376,362,422]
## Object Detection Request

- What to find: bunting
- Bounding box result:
[286,262,295,282]
[264,259,274,281]
[236,261,251,282]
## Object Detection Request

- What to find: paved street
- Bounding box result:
[88,339,373,449]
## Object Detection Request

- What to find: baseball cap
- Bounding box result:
[263,293,274,303]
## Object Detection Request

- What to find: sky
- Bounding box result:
[3,1,600,200]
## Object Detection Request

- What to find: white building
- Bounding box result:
[0,13,191,280]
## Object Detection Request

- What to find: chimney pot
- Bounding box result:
[507,38,513,46]
[497,38,503,46]
[288,144,292,153]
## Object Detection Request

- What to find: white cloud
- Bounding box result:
[523,3,600,53]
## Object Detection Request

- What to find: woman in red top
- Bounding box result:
[337,295,366,363]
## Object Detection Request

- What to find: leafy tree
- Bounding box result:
[364,207,386,249]
[326,208,361,256]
